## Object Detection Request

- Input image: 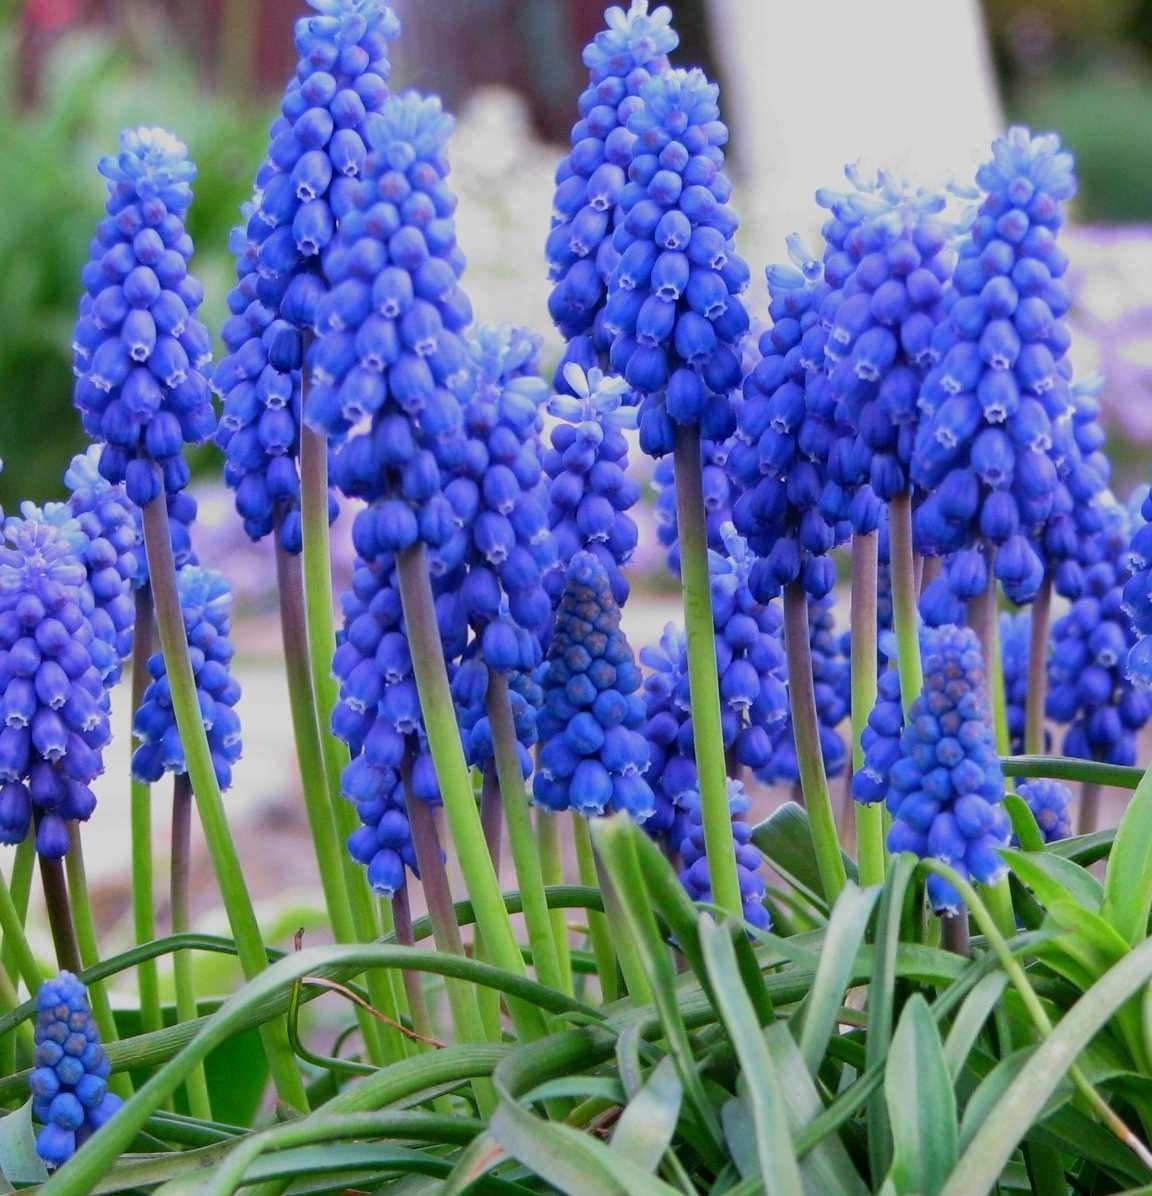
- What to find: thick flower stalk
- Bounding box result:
[71,128,216,507]
[131,567,243,791]
[653,436,734,571]
[214,0,400,550]
[0,514,111,859]
[860,623,1010,914]
[912,127,1078,607]
[544,363,641,606]
[534,552,653,820]
[547,0,678,375]
[1017,778,1072,843]
[28,973,121,1168]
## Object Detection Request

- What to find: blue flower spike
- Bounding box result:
[534,551,653,819]
[1016,778,1072,844]
[131,568,243,791]
[72,128,216,507]
[29,973,121,1168]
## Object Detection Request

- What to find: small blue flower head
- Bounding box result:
[912,128,1077,604]
[1016,779,1072,843]
[1000,609,1032,755]
[535,552,652,819]
[430,325,556,673]
[729,240,848,601]
[29,973,121,1168]
[606,66,751,453]
[677,779,769,929]
[132,568,242,790]
[72,128,216,507]
[1122,484,1152,687]
[851,651,905,807]
[882,624,1009,913]
[543,362,641,608]
[547,2,678,370]
[453,658,541,780]
[0,514,112,858]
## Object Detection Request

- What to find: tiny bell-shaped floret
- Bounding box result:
[29,972,121,1168]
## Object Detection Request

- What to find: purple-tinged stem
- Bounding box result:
[920,554,942,594]
[941,912,971,957]
[391,886,434,1046]
[1025,576,1052,756]
[39,849,81,975]
[480,765,503,873]
[889,494,923,717]
[1079,781,1103,836]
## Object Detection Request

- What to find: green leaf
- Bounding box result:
[611,1056,682,1172]
[1001,846,1103,912]
[1002,755,1142,790]
[201,1026,268,1130]
[699,918,804,1196]
[1003,794,1046,853]
[0,1101,49,1187]
[1103,767,1152,945]
[943,971,1009,1082]
[751,803,857,909]
[885,995,957,1196]
[793,882,879,1076]
[722,1099,759,1181]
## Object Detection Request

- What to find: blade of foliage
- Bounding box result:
[943,972,1009,1081]
[1104,766,1152,944]
[0,1101,49,1187]
[721,1098,759,1182]
[751,803,856,909]
[884,995,957,1196]
[610,1056,683,1173]
[628,828,711,985]
[1001,846,1103,912]
[1003,795,1046,854]
[1002,755,1143,790]
[1050,828,1115,867]
[793,882,879,1075]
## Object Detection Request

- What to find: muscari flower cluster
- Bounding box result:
[652,435,734,570]
[72,127,216,507]
[452,659,542,782]
[912,127,1079,605]
[534,552,653,820]
[28,973,121,1168]
[305,91,475,562]
[215,0,400,552]
[331,554,427,896]
[1000,608,1032,754]
[1048,497,1150,766]
[0,516,112,858]
[544,363,641,606]
[605,66,750,455]
[1123,485,1152,687]
[132,568,243,790]
[1016,778,1072,843]
[546,1,678,376]
[857,624,1009,913]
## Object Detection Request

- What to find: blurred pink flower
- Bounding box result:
[26,0,78,32]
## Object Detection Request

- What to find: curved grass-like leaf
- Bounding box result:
[1003,794,1046,854]
[1002,756,1143,791]
[1001,847,1103,913]
[610,1056,682,1172]
[1104,767,1152,945]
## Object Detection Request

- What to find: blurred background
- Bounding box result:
[2,0,1149,944]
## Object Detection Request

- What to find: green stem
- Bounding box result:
[140,482,307,1111]
[672,425,742,917]
[889,493,923,716]
[573,816,618,1003]
[783,582,847,904]
[65,825,131,1099]
[1001,754,1140,790]
[1024,576,1051,756]
[486,673,564,994]
[0,836,35,988]
[850,531,885,886]
[536,809,573,995]
[274,543,395,1066]
[170,775,212,1121]
[980,875,1017,942]
[130,587,163,1044]
[0,964,33,1063]
[593,850,651,1003]
[0,864,40,993]
[395,543,545,1041]
[39,851,81,975]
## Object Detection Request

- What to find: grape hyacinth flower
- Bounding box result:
[214,0,400,552]
[1016,778,1072,843]
[677,779,768,929]
[534,552,653,819]
[132,568,243,791]
[330,553,425,896]
[912,128,1078,605]
[453,659,541,782]
[605,66,750,453]
[544,362,641,606]
[547,1,678,376]
[851,658,904,806]
[0,515,112,858]
[28,973,121,1168]
[861,624,1009,913]
[1000,609,1032,755]
[71,127,216,506]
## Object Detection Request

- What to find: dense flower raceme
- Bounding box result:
[1017,778,1072,843]
[429,325,556,675]
[453,659,542,781]
[331,552,426,896]
[0,515,113,858]
[28,973,121,1168]
[605,67,751,454]
[71,128,217,507]
[1122,485,1152,687]
[547,1,678,372]
[858,623,1009,913]
[214,0,400,552]
[132,568,243,790]
[729,242,849,601]
[534,552,653,819]
[911,127,1079,605]
[304,90,476,561]
[1048,496,1150,766]
[544,363,641,606]
[1000,608,1031,755]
